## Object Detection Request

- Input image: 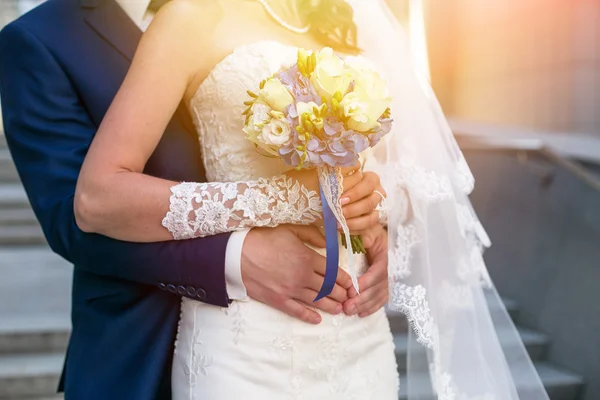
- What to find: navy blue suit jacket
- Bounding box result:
[0,0,232,398]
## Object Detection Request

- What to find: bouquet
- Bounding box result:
[242,47,393,299]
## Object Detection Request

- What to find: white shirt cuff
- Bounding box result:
[224,229,250,301]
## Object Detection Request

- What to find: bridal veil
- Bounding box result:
[351,0,550,398]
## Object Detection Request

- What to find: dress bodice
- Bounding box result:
[189,40,298,182]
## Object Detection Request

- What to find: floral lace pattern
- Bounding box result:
[162,176,322,239]
[389,223,419,280]
[389,283,435,348]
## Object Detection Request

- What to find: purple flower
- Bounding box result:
[277,66,320,104]
[369,117,393,147]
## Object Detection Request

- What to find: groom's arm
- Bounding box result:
[0,22,231,307]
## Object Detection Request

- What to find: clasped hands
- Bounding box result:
[242,167,388,324]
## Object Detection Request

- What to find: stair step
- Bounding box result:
[0,247,72,318]
[0,226,46,246]
[0,208,38,227]
[388,295,519,334]
[393,326,549,373]
[0,185,30,209]
[0,315,70,355]
[398,362,584,400]
[0,353,64,399]
[0,149,19,183]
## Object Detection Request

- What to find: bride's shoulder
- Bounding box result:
[149,0,223,45]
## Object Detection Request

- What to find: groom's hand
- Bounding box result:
[241,225,353,325]
[343,224,389,318]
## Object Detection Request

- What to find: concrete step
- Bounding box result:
[393,326,549,373]
[388,296,519,334]
[0,247,72,319]
[0,353,64,399]
[398,362,584,400]
[0,225,46,246]
[0,208,38,227]
[0,149,19,183]
[0,315,70,355]
[0,184,30,209]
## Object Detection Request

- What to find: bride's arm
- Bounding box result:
[75,0,365,243]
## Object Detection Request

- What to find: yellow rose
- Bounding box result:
[258,78,294,112]
[342,58,392,132]
[310,48,352,101]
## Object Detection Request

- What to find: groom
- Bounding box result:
[0,0,389,398]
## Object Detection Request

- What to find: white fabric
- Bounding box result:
[116,0,151,28]
[172,41,399,399]
[350,0,550,399]
[225,229,250,300]
[161,178,322,239]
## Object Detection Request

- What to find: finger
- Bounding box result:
[335,268,353,290]
[298,289,344,315]
[306,272,349,303]
[342,191,381,220]
[346,211,379,232]
[339,162,362,177]
[345,282,388,316]
[341,170,363,193]
[357,263,387,293]
[359,290,389,318]
[279,298,322,324]
[285,225,327,248]
[342,172,380,203]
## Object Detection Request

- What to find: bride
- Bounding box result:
[75,0,549,399]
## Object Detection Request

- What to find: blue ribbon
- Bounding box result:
[314,185,339,302]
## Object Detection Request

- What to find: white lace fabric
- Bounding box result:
[162,176,322,239]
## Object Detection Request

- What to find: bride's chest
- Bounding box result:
[188,41,297,181]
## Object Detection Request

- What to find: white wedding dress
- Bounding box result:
[170,41,399,400]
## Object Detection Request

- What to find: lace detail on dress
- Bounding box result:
[162,176,322,239]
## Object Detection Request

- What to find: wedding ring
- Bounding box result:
[374,190,387,211]
[374,190,388,224]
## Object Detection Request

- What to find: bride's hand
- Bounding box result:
[284,164,364,195]
[285,166,384,233]
[341,171,386,233]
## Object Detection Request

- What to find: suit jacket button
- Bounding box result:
[167,284,177,293]
[158,283,167,290]
[186,286,196,297]
[177,286,187,295]
[196,288,207,300]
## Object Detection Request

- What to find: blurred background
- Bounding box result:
[0,0,598,399]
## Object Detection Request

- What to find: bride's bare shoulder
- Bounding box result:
[149,0,223,39]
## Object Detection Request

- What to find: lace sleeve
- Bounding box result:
[161,176,322,240]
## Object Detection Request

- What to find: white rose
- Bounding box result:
[339,93,373,131]
[310,47,352,100]
[258,113,292,146]
[258,78,294,112]
[243,102,272,141]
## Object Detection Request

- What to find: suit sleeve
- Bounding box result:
[0,22,232,307]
